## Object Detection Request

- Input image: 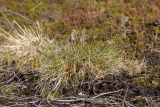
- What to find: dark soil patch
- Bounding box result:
[0,70,160,107]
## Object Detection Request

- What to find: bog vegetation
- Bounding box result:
[0,0,159,106]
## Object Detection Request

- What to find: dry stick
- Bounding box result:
[5,72,19,84]
[123,87,128,106]
[48,97,125,106]
[122,88,136,107]
[92,89,123,98]
[47,89,123,105]
[49,98,108,105]
[151,49,160,53]
[47,76,63,105]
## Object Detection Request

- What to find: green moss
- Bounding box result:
[42,91,62,99]
[134,76,160,88]
[1,85,21,95]
[134,77,148,87]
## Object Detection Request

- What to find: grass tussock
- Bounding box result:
[0,22,146,93]
[0,21,46,68]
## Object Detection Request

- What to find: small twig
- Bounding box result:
[49,98,108,105]
[92,89,123,98]
[123,87,129,106]
[46,90,124,106]
[151,49,160,53]
[5,72,19,84]
[28,100,41,106]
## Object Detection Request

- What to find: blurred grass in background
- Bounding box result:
[0,0,159,58]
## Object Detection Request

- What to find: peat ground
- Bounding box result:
[0,50,159,107]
